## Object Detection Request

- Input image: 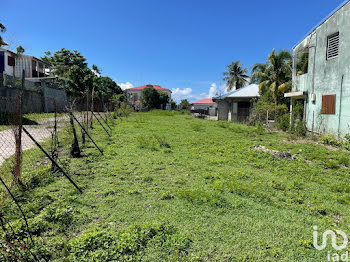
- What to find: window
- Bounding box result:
[327,32,339,60]
[321,94,336,114]
[7,56,15,66]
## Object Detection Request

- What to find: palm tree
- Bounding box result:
[250,49,292,104]
[223,61,249,91]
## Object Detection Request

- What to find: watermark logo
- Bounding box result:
[313,226,349,261]
[313,226,348,251]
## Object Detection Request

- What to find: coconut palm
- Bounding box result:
[250,49,292,104]
[223,61,249,91]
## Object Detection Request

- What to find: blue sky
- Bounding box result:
[1,0,346,102]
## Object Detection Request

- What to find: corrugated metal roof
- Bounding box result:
[213,84,260,100]
[294,0,350,49]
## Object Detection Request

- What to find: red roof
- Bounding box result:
[128,84,171,92]
[192,98,216,104]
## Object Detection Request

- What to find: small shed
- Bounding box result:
[191,98,217,116]
[213,84,260,122]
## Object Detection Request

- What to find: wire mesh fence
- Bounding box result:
[0,73,124,261]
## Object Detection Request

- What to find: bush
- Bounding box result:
[295,121,307,137]
[320,134,340,146]
[277,114,290,131]
[249,100,288,126]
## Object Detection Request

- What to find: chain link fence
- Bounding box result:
[0,73,124,261]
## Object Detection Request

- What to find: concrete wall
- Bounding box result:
[294,2,350,137]
[0,85,67,114]
[217,101,230,120]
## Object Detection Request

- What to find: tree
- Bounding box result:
[223,61,249,91]
[179,99,190,110]
[296,52,309,75]
[92,64,101,76]
[159,92,169,109]
[141,87,161,110]
[171,99,177,110]
[16,45,25,54]
[96,76,123,99]
[251,49,292,105]
[0,22,7,46]
[42,48,93,96]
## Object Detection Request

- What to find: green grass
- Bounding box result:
[2,110,350,261]
[0,112,65,131]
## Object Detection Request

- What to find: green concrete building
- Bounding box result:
[285,0,350,137]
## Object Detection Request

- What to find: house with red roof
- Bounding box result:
[191,98,217,116]
[126,84,172,110]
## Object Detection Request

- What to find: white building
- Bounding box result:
[0,48,16,76]
[0,47,52,78]
[213,84,260,122]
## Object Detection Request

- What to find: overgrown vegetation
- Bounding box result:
[1,111,350,261]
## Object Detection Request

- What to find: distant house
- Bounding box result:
[191,98,217,116]
[126,84,172,110]
[0,47,52,79]
[15,54,51,78]
[213,84,260,122]
[0,48,16,77]
[284,0,350,137]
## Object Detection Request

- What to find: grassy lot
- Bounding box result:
[2,110,350,261]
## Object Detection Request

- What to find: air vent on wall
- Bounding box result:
[327,32,339,60]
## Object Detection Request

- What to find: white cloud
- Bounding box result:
[208,83,218,98]
[171,87,196,102]
[119,82,134,90]
[171,82,230,103]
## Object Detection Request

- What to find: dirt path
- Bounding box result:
[0,117,69,166]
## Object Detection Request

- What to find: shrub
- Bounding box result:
[320,134,340,146]
[295,121,307,137]
[277,114,290,131]
[249,100,288,126]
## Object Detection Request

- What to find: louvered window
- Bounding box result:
[327,32,339,60]
[321,94,336,114]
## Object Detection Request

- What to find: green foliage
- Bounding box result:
[67,222,191,261]
[41,48,121,98]
[249,99,288,125]
[251,49,292,105]
[223,61,249,91]
[295,121,307,137]
[141,87,169,110]
[320,134,340,146]
[171,99,177,110]
[277,113,290,131]
[296,52,309,75]
[0,22,6,45]
[16,45,25,54]
[179,99,190,110]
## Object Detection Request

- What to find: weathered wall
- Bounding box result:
[217,101,230,120]
[296,2,350,137]
[0,85,67,113]
[43,86,67,112]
